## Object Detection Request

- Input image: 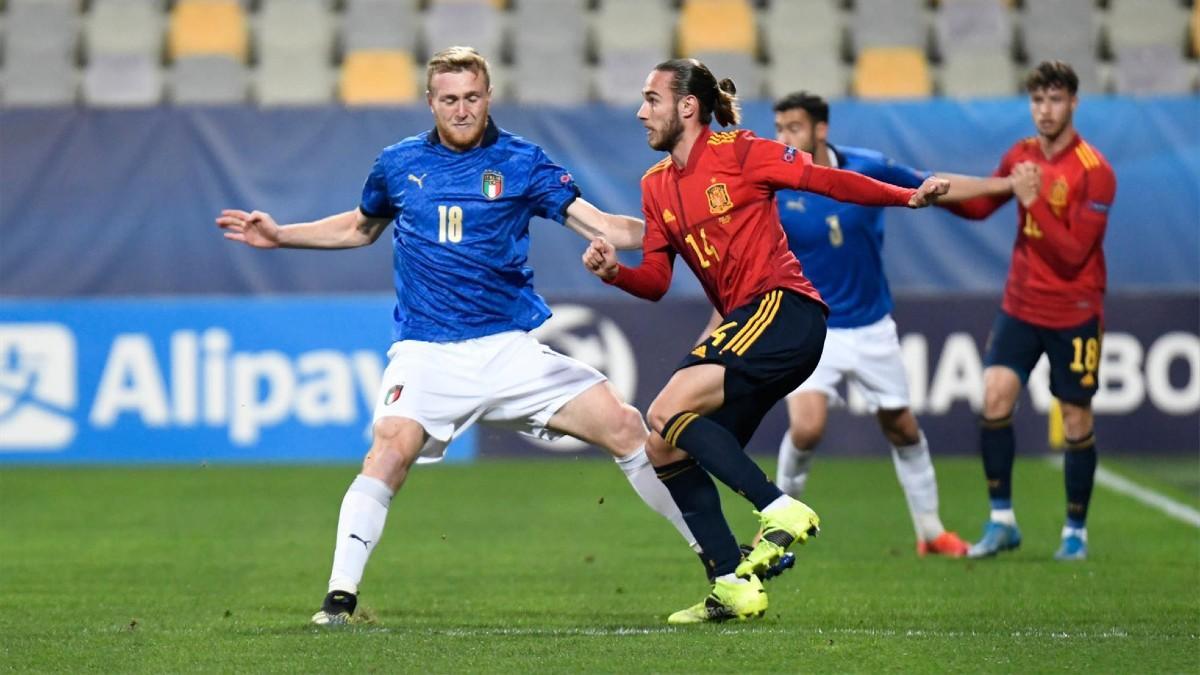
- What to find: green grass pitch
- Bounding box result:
[2,457,1197,672]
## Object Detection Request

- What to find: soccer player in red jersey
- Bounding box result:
[582,58,949,623]
[950,62,1117,561]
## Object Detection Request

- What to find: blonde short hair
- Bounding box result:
[426,46,491,92]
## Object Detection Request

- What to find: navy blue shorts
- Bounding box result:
[983,310,1102,404]
[677,289,827,446]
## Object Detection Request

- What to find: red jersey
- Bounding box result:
[956,133,1116,328]
[608,128,917,316]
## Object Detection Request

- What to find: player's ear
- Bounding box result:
[815,121,829,144]
[679,94,696,120]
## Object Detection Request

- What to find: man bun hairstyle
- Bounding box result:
[426,45,491,92]
[656,58,742,127]
[774,91,830,124]
[1025,60,1078,95]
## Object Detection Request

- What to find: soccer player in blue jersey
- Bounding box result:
[712,92,1013,558]
[216,47,697,625]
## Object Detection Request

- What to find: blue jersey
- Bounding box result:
[776,144,930,328]
[359,119,580,343]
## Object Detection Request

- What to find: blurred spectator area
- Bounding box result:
[0,0,1196,107]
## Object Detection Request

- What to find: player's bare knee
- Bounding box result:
[878,408,920,446]
[789,423,822,452]
[366,418,422,467]
[607,404,650,457]
[1060,402,1094,440]
[645,400,676,439]
[982,371,1019,420]
[646,431,685,465]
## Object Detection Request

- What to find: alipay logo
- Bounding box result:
[0,324,77,450]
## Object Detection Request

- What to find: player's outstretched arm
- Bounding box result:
[933,174,1014,203]
[564,198,645,250]
[907,176,951,208]
[581,236,673,301]
[216,208,390,250]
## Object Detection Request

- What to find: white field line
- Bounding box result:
[323,626,1185,640]
[1045,457,1200,528]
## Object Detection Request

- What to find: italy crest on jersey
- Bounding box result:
[482,170,504,200]
[706,182,733,215]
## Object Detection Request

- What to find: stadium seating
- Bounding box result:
[169,55,248,104]
[854,47,933,99]
[83,51,162,106]
[167,0,248,62]
[1112,45,1196,95]
[2,0,79,104]
[677,0,757,57]
[0,0,1196,107]
[510,0,589,104]
[422,0,503,62]
[594,0,673,104]
[340,50,418,105]
[341,0,420,53]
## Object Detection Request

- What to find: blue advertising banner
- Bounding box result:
[0,294,1196,463]
[0,296,475,463]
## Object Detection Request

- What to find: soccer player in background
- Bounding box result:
[950,61,1116,561]
[583,58,949,623]
[217,47,700,625]
[711,92,1014,558]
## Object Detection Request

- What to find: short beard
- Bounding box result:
[439,120,486,151]
[649,112,684,152]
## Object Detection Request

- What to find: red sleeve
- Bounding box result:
[803,164,917,206]
[947,145,1019,220]
[604,250,674,301]
[740,134,914,206]
[1026,164,1116,275]
[605,181,675,300]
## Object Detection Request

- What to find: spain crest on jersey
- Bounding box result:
[482,170,504,200]
[1049,176,1070,217]
[706,182,733,215]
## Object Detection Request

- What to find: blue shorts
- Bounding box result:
[983,310,1102,404]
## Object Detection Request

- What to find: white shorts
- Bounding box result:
[372,330,605,463]
[792,314,910,412]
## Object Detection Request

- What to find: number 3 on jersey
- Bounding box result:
[684,227,720,268]
[438,205,463,243]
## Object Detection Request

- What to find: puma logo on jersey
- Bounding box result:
[408,173,426,189]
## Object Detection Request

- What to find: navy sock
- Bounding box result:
[663,411,783,511]
[655,457,741,578]
[980,415,1015,509]
[1064,433,1097,529]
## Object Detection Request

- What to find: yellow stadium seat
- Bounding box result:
[340,51,419,105]
[853,47,932,98]
[677,0,757,56]
[1192,3,1200,58]
[168,0,248,62]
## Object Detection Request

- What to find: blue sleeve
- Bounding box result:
[359,152,398,219]
[526,147,581,223]
[861,153,931,189]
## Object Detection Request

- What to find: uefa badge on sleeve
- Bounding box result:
[482,170,504,200]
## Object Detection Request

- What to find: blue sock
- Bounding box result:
[655,457,741,578]
[980,415,1015,508]
[1064,432,1097,529]
[663,411,783,511]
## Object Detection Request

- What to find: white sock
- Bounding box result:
[615,448,700,552]
[327,474,394,595]
[762,494,793,514]
[990,509,1017,526]
[776,433,815,498]
[715,573,747,584]
[1061,525,1087,541]
[891,431,945,542]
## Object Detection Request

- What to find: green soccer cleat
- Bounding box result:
[735,497,820,579]
[667,575,768,625]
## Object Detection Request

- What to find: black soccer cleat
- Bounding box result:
[311,590,357,626]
